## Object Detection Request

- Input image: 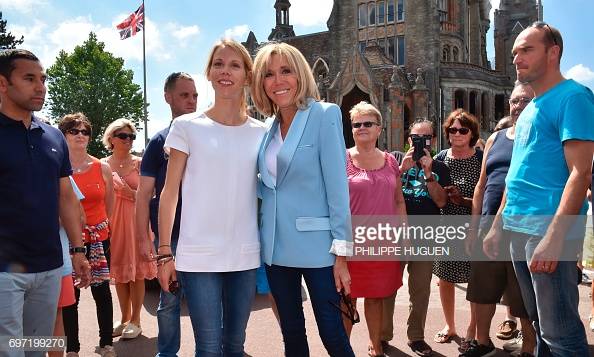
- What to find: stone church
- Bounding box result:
[243,0,542,150]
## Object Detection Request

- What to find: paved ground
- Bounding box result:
[75,271,594,357]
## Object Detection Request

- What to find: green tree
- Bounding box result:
[47,32,144,157]
[0,12,24,49]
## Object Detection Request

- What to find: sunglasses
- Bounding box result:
[329,290,360,325]
[67,128,91,136]
[168,280,180,296]
[509,97,532,105]
[542,23,559,47]
[447,127,470,135]
[352,121,379,129]
[113,133,136,140]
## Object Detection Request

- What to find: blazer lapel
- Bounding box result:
[258,118,278,189]
[276,101,314,186]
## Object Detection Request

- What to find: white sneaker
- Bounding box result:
[112,321,127,337]
[503,331,523,352]
[121,322,142,339]
[95,345,117,357]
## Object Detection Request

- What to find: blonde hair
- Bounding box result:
[204,38,253,118]
[102,118,136,150]
[251,42,320,117]
[349,101,382,126]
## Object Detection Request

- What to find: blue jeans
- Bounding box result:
[0,267,62,357]
[156,238,181,357]
[265,264,355,357]
[509,231,588,357]
[177,269,256,357]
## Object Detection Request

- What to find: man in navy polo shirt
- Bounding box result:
[0,49,90,353]
[135,72,197,357]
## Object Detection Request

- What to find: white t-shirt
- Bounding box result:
[164,112,266,272]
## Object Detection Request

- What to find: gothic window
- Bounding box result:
[396,35,405,65]
[281,9,288,25]
[443,45,450,62]
[397,0,405,22]
[387,0,395,23]
[377,1,385,25]
[369,3,376,26]
[359,4,368,28]
[453,46,459,61]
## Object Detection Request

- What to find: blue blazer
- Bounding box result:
[258,99,352,268]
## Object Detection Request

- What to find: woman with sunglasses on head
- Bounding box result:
[101,119,157,340]
[344,101,406,357]
[432,109,482,352]
[58,113,117,357]
[157,39,266,356]
[251,42,354,357]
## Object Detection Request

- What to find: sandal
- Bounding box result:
[434,330,456,343]
[408,340,433,356]
[367,345,385,357]
[458,338,477,353]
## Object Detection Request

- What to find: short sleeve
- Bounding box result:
[386,152,400,176]
[559,92,594,143]
[140,134,165,178]
[60,135,73,177]
[164,119,190,155]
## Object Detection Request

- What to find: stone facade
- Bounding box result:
[244,0,541,151]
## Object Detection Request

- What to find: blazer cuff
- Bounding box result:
[329,239,353,257]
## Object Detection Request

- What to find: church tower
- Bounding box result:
[268,0,296,40]
[494,0,542,81]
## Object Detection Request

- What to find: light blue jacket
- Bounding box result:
[258,100,352,268]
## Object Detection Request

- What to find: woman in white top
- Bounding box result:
[157,39,266,357]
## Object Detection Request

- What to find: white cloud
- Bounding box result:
[170,24,200,41]
[223,25,250,40]
[0,0,47,13]
[290,0,333,27]
[565,64,594,83]
[192,73,215,112]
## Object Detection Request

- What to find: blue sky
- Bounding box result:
[2,0,593,149]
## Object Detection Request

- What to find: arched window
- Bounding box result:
[453,46,459,62]
[443,45,450,62]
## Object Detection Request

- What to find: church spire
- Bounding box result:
[268,0,295,41]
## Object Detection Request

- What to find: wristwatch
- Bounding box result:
[425,173,435,183]
[69,246,87,255]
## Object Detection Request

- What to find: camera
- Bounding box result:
[412,135,431,161]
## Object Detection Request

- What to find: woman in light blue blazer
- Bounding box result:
[251,42,355,357]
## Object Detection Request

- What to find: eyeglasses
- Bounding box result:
[446,127,470,135]
[509,97,532,105]
[351,121,379,129]
[67,128,91,136]
[113,133,136,140]
[329,290,360,325]
[542,23,558,47]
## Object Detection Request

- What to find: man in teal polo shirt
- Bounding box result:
[484,23,594,356]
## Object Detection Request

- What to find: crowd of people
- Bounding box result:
[0,21,593,357]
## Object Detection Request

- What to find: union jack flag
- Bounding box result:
[116,3,144,40]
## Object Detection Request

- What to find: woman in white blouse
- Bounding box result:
[156,39,266,356]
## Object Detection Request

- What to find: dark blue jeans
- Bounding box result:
[155,237,181,357]
[177,269,256,357]
[265,264,355,357]
[509,231,588,357]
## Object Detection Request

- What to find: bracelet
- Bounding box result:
[158,244,171,248]
[157,257,174,266]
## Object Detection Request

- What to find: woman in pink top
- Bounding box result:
[344,101,406,357]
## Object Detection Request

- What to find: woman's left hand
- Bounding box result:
[333,256,351,295]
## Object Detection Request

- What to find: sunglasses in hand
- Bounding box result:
[329,289,360,324]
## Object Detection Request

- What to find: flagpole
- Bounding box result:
[142,0,148,145]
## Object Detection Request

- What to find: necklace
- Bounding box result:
[72,159,90,173]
